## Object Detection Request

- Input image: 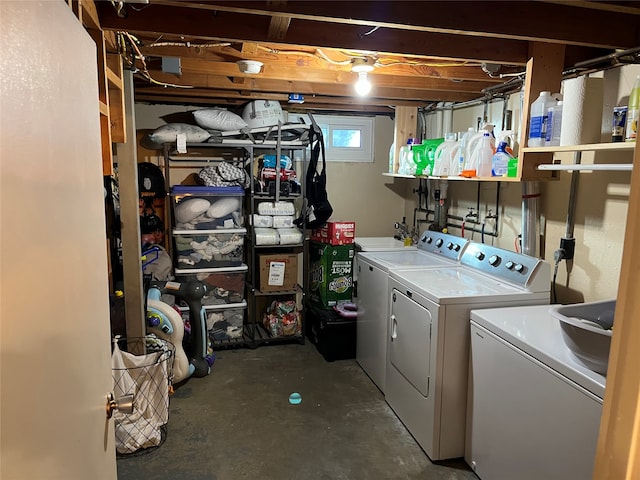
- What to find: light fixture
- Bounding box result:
[354,71,372,96]
[236,60,263,74]
[351,58,375,96]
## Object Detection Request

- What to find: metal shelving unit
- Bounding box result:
[244,124,309,348]
[163,123,311,349]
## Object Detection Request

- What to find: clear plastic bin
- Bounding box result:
[178,302,247,341]
[174,265,247,305]
[173,228,246,269]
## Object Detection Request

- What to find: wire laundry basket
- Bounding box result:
[111,336,175,456]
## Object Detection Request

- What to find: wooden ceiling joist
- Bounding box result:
[145,0,640,49]
[96,0,638,113]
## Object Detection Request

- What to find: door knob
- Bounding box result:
[106,392,134,419]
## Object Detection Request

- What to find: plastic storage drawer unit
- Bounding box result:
[172,185,244,230]
[205,302,247,340]
[174,265,247,306]
[173,228,246,269]
[178,301,247,340]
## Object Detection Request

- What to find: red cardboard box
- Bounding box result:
[311,221,356,245]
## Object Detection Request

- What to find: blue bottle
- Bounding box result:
[491,141,511,177]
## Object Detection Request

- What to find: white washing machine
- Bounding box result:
[466,304,606,480]
[353,236,416,285]
[355,236,416,252]
[386,242,550,461]
[356,232,469,393]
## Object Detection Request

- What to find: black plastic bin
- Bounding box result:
[306,303,356,362]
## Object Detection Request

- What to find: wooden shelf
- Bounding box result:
[98,100,109,117]
[382,172,520,182]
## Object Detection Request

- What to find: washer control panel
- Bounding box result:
[417,231,469,261]
[461,242,549,290]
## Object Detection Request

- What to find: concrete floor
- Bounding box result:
[117,341,478,480]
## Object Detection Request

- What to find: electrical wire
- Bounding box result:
[551,249,566,304]
[315,49,353,66]
[119,32,194,89]
[514,236,520,253]
[146,41,232,49]
[552,262,559,304]
[374,59,475,68]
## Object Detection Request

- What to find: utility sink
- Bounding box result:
[549,300,615,375]
[354,236,416,251]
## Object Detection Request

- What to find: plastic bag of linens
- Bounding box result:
[263,300,301,337]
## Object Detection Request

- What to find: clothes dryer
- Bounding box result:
[466,304,605,480]
[356,231,468,393]
[386,242,550,461]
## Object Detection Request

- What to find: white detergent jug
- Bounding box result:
[432,133,457,176]
[447,142,462,176]
[465,124,495,169]
[397,145,416,175]
[458,127,476,173]
[468,132,494,177]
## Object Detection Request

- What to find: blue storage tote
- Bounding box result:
[171,186,244,230]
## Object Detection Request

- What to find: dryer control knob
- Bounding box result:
[475,251,485,261]
[514,263,524,273]
[425,236,433,244]
[453,244,461,252]
[505,261,515,270]
[489,254,500,266]
[435,239,444,248]
[446,242,453,250]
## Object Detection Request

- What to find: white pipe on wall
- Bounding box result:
[521,181,541,257]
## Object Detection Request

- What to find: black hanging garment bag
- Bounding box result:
[295,118,333,229]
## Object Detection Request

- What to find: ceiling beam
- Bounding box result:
[137,43,505,83]
[98,3,531,65]
[267,15,291,40]
[136,70,484,102]
[540,0,640,16]
[143,58,498,91]
[145,0,640,49]
[133,89,404,112]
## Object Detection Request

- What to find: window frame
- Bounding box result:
[299,114,375,163]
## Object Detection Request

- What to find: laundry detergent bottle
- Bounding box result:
[432,133,457,176]
[625,75,640,142]
[477,132,494,177]
[491,141,512,177]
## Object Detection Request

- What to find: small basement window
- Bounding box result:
[297,114,374,162]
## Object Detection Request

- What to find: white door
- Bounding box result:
[389,289,433,396]
[1,2,117,479]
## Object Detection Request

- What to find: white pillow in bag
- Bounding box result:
[193,108,248,131]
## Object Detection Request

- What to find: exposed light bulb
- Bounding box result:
[355,71,371,96]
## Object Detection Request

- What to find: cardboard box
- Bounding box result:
[259,253,298,292]
[311,221,355,245]
[309,242,354,308]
